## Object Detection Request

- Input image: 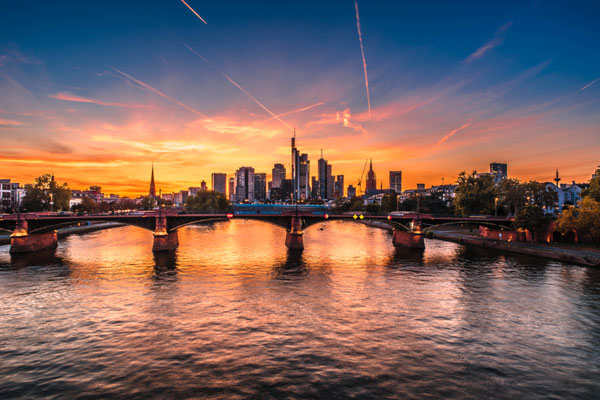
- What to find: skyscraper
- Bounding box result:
[365,159,376,192]
[318,150,331,199]
[347,185,356,198]
[228,177,235,202]
[389,171,402,193]
[335,175,344,198]
[254,173,267,202]
[235,167,255,203]
[211,173,227,195]
[271,164,286,189]
[290,131,310,201]
[149,162,156,198]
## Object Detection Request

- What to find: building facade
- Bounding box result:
[389,171,402,194]
[271,164,286,189]
[365,159,376,193]
[235,167,255,203]
[211,173,227,194]
[254,173,267,202]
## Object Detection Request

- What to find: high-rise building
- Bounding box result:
[235,167,255,203]
[290,131,310,201]
[365,159,376,192]
[254,173,267,202]
[311,176,319,198]
[298,153,310,200]
[318,154,328,199]
[347,185,356,198]
[490,162,508,184]
[228,177,235,202]
[211,173,227,195]
[389,171,402,193]
[271,164,286,189]
[335,175,344,198]
[149,162,156,198]
[200,180,208,191]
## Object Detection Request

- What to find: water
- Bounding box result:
[1,221,599,399]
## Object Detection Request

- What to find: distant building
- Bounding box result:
[228,177,235,202]
[200,180,208,191]
[490,162,508,184]
[235,166,255,203]
[254,173,267,202]
[347,185,357,198]
[335,175,344,198]
[318,153,330,199]
[188,187,202,197]
[281,179,293,202]
[211,173,227,195]
[416,183,425,190]
[311,176,319,198]
[389,171,402,193]
[0,179,22,210]
[271,164,286,189]
[83,186,104,203]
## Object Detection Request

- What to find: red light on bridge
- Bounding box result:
[227,213,233,219]
[387,215,392,220]
[324,214,329,219]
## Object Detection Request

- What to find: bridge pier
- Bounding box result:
[10,220,58,253]
[392,229,425,249]
[285,216,304,250]
[152,231,179,252]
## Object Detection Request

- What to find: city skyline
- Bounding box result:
[1,1,599,196]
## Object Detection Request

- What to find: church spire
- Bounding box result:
[149,162,156,197]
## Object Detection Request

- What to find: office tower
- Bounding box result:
[235,167,255,203]
[211,173,227,194]
[254,173,267,202]
[490,162,508,184]
[271,164,286,189]
[389,171,402,193]
[347,185,357,198]
[228,177,235,202]
[335,175,344,198]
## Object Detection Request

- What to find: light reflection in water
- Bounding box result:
[0,221,599,398]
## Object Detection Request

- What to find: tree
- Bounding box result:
[524,181,558,209]
[20,173,71,212]
[185,190,230,211]
[140,196,156,210]
[581,167,600,202]
[574,198,600,245]
[72,197,99,213]
[115,198,137,211]
[349,196,365,211]
[514,205,551,242]
[453,171,496,216]
[497,178,527,215]
[556,206,578,235]
[379,193,398,213]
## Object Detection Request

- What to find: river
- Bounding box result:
[1,221,599,398]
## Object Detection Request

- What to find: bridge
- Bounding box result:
[0,210,514,254]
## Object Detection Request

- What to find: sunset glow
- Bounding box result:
[1,1,598,196]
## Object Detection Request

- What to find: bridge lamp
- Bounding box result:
[227,213,233,219]
[359,214,364,220]
[387,215,392,220]
[353,215,358,219]
[324,214,329,219]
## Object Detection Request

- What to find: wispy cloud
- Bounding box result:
[112,68,207,117]
[49,92,150,109]
[179,0,207,24]
[463,21,512,63]
[436,122,471,145]
[581,77,599,91]
[0,118,22,126]
[354,0,371,118]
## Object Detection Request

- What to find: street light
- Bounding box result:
[495,197,498,217]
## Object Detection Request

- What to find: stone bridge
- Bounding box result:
[0,210,514,253]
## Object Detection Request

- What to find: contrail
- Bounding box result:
[179,0,207,24]
[581,77,599,91]
[268,101,324,120]
[437,122,471,145]
[355,0,371,118]
[183,43,293,130]
[112,68,207,118]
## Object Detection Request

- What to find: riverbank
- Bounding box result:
[0,222,126,245]
[432,228,600,267]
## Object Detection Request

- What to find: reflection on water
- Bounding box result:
[0,221,599,398]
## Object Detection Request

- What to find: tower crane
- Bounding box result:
[357,158,368,195]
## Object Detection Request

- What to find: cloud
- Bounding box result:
[463,21,512,63]
[0,117,22,126]
[436,122,472,145]
[49,92,151,109]
[581,77,599,91]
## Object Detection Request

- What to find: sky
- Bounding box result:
[1,0,599,196]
